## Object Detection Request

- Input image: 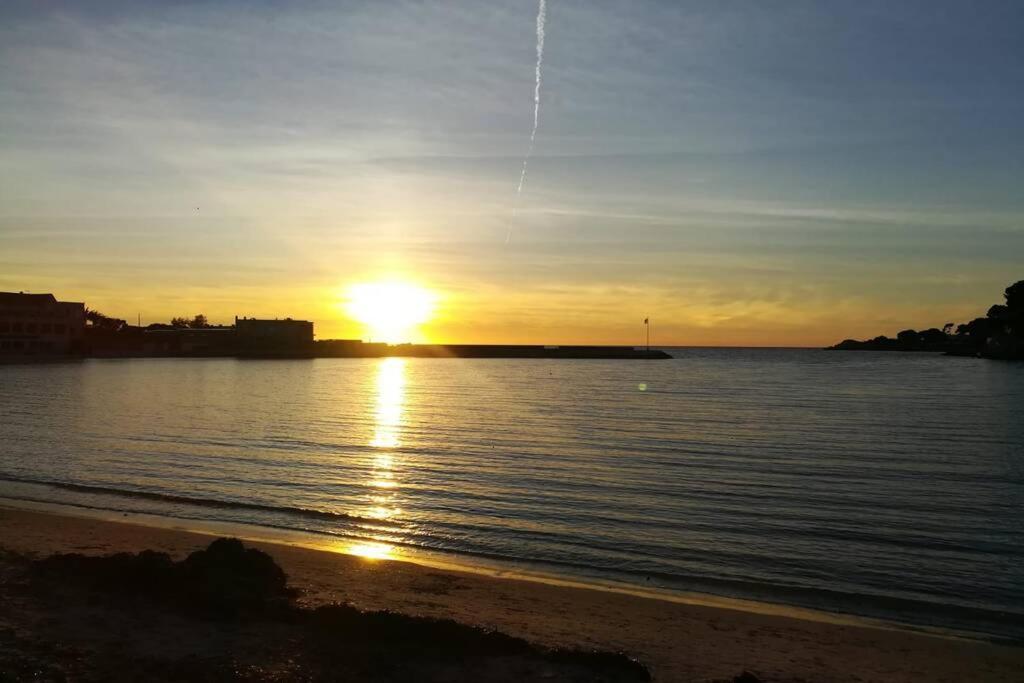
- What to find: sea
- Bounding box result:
[1,349,1022,641]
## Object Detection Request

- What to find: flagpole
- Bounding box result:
[645,317,650,352]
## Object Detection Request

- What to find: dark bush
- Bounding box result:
[32,537,292,618]
[178,537,291,615]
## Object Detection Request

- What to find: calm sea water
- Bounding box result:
[1,350,1022,639]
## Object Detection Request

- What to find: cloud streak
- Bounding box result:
[508,0,546,243]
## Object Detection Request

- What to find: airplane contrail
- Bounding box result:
[507,0,546,243]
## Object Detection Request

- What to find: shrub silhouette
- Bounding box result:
[34,537,292,618]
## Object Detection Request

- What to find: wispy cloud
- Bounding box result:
[1,0,1022,343]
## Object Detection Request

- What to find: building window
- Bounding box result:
[41,323,52,333]
[12,322,22,333]
[0,322,8,333]
[27,323,37,334]
[54,324,66,334]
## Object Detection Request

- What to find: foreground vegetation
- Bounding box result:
[1,538,651,682]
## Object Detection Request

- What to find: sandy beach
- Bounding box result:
[1,505,1021,682]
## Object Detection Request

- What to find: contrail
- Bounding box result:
[507,0,546,243]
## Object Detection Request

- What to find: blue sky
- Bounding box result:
[2,0,1022,344]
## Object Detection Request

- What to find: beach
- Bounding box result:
[2,505,1021,682]
[5,0,1023,678]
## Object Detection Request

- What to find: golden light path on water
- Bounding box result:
[348,358,407,561]
[370,358,405,450]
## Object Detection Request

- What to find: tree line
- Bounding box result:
[830,280,1023,360]
[85,312,214,331]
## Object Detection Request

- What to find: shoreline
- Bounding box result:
[0,497,905,633]
[3,503,1023,682]
[0,495,1013,645]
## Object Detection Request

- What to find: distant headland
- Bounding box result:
[828,279,1024,360]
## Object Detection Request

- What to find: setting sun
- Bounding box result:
[343,282,437,343]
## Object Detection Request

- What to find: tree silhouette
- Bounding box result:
[170,314,210,328]
[896,329,919,347]
[831,278,1023,359]
[1005,280,1024,311]
[85,308,125,331]
[987,304,1009,320]
[919,328,947,346]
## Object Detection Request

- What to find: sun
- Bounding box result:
[344,281,437,343]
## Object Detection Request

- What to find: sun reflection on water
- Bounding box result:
[347,541,397,561]
[361,358,406,528]
[371,358,405,449]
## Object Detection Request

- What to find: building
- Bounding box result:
[0,292,85,357]
[235,317,313,356]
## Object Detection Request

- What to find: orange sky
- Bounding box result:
[2,2,1021,347]
[2,268,1004,348]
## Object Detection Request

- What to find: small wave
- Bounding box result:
[2,472,1021,643]
[0,474,398,528]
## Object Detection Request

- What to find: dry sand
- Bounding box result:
[1,505,1021,682]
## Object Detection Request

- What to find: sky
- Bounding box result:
[2,0,1022,346]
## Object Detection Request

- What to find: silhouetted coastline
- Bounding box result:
[828,280,1024,360]
[1,292,670,361]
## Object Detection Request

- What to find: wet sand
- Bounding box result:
[1,505,1022,682]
